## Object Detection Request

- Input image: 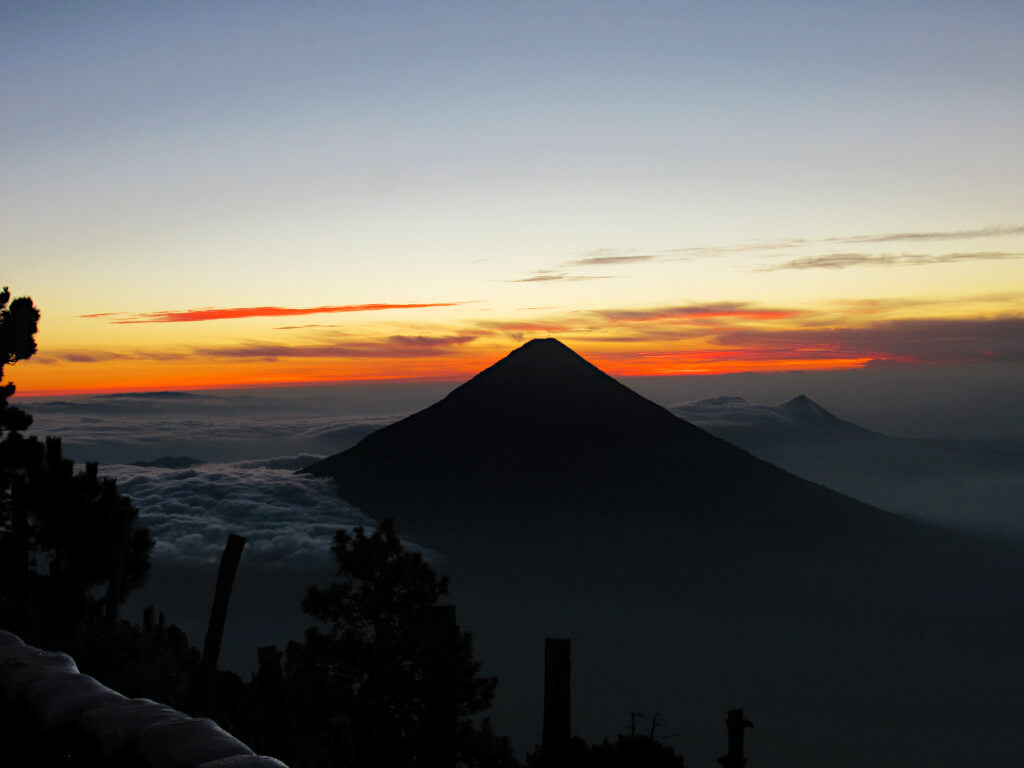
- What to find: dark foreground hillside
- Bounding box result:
[305,339,1024,767]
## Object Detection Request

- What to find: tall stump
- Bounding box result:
[542,637,571,760]
[420,604,459,768]
[194,533,246,714]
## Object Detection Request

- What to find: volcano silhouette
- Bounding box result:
[303,339,1024,767]
[304,339,1024,765]
[304,338,898,544]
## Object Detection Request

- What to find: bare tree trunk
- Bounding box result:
[718,708,754,768]
[420,604,459,768]
[104,482,129,622]
[194,533,246,714]
[542,637,571,758]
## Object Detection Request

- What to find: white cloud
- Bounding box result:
[107,459,373,566]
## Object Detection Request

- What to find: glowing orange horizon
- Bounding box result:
[10,349,878,398]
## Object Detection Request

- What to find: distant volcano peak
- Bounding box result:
[784,394,817,407]
[779,394,837,421]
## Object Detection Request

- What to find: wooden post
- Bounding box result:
[330,714,355,767]
[542,637,571,756]
[420,604,458,768]
[194,533,246,714]
[8,474,30,579]
[718,708,754,768]
[256,644,289,758]
[45,435,62,466]
[104,482,130,622]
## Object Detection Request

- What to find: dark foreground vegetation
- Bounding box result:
[1,287,698,767]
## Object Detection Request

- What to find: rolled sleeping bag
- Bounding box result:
[23,672,126,733]
[75,697,191,761]
[0,642,43,664]
[195,757,290,768]
[0,630,25,647]
[132,717,255,768]
[0,651,78,706]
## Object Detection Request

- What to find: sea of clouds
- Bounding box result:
[105,458,370,566]
[18,383,453,567]
[18,381,1024,568]
[21,389,408,464]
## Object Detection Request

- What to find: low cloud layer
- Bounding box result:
[21,390,405,464]
[109,459,371,565]
[16,388,453,567]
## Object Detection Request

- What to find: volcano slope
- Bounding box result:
[304,339,1024,767]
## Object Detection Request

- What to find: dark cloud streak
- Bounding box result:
[759,251,1021,272]
[507,270,616,283]
[596,302,800,322]
[827,225,1024,245]
[563,253,658,267]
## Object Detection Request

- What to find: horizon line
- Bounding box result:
[10,360,875,399]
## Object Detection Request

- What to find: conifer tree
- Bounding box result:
[286,519,505,767]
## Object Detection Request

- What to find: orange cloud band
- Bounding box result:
[82,302,469,323]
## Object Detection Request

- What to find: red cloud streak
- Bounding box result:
[82,302,468,323]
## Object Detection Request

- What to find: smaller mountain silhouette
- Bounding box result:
[778,393,851,422]
[671,394,877,441]
[673,394,1024,536]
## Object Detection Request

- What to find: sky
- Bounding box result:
[3,1,1024,397]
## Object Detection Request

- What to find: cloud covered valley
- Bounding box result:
[107,459,370,566]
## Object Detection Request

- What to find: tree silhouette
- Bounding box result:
[285,518,503,767]
[0,286,43,584]
[0,287,153,642]
[0,288,41,475]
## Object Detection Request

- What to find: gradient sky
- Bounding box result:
[4,1,1024,395]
